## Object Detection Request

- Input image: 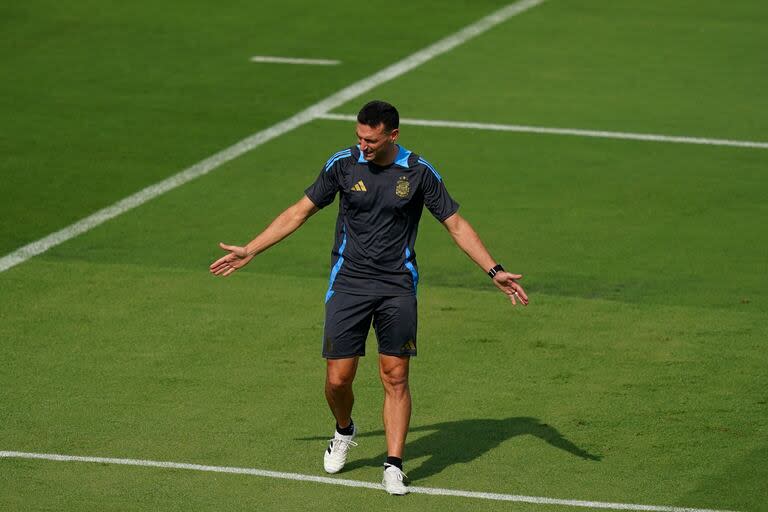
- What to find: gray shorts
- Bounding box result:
[323,292,417,359]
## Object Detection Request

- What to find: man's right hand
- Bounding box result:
[209,242,254,277]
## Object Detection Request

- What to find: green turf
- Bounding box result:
[1,265,765,510]
[1,0,767,511]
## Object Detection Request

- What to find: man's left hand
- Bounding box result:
[492,272,529,306]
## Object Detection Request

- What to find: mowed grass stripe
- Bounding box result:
[319,114,768,149]
[0,451,737,512]
[0,0,546,274]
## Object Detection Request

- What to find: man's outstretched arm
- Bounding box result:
[441,212,529,306]
[209,195,319,277]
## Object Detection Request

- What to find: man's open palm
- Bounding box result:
[209,242,253,277]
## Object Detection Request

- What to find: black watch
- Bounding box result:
[487,264,504,279]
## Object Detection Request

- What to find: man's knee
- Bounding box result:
[379,358,410,393]
[326,372,355,391]
[381,374,409,395]
[326,358,358,391]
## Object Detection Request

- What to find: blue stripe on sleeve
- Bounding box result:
[324,151,352,172]
[325,149,351,167]
[418,157,442,181]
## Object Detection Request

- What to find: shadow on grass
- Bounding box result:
[297,416,600,481]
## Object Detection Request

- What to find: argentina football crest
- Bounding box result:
[395,176,410,198]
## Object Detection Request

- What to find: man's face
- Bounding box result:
[356,122,399,163]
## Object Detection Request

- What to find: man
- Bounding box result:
[209,100,528,495]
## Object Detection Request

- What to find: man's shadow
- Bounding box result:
[298,416,601,481]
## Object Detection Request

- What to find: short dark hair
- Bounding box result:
[357,100,399,131]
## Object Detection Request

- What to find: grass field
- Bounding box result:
[1,1,767,510]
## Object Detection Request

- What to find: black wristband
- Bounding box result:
[488,264,504,279]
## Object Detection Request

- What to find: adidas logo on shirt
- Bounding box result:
[351,180,367,192]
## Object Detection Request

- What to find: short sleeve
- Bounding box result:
[304,150,349,208]
[420,158,459,222]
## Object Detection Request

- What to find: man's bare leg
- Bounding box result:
[378,354,411,458]
[325,357,359,428]
[324,356,360,474]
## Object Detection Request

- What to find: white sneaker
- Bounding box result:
[323,424,357,474]
[382,463,409,495]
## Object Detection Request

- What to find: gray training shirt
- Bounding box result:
[305,144,459,300]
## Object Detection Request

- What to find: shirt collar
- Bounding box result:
[394,145,412,168]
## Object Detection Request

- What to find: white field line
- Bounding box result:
[250,56,341,65]
[0,450,736,512]
[0,0,545,274]
[319,113,768,149]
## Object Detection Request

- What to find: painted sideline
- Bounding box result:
[0,450,736,512]
[0,0,546,274]
[319,113,768,149]
[250,56,340,65]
